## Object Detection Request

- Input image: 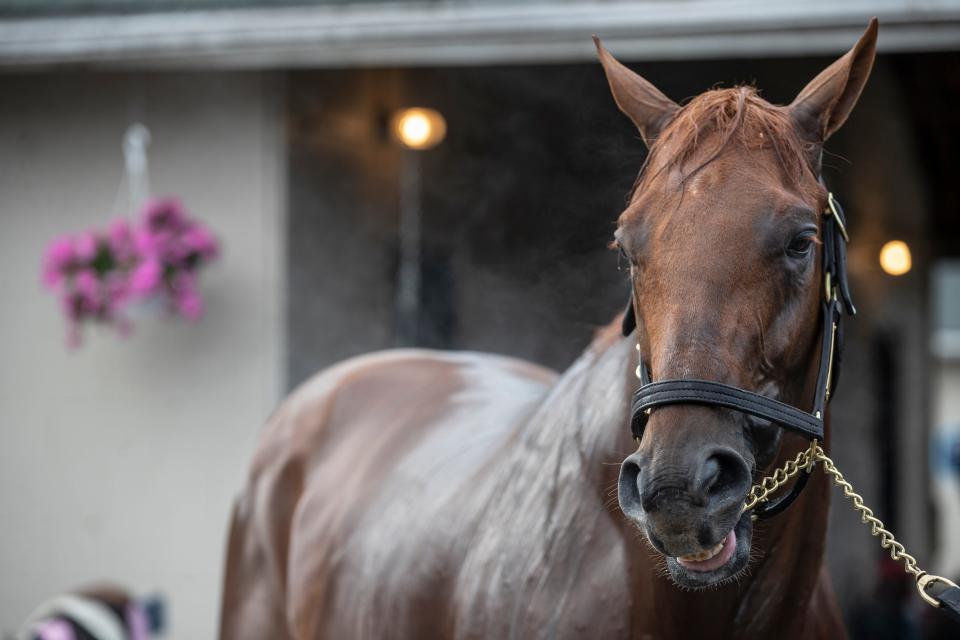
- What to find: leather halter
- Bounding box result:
[622,182,855,520]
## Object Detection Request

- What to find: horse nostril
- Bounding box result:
[618,455,644,520]
[699,456,721,495]
[697,449,750,510]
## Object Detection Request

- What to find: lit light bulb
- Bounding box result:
[393,108,446,150]
[879,240,911,276]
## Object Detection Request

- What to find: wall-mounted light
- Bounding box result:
[390,107,446,345]
[393,108,446,150]
[879,240,912,276]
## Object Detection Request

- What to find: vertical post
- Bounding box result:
[395,150,421,346]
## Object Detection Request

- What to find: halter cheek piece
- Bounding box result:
[622,180,855,520]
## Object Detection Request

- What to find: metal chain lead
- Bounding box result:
[742,440,817,513]
[744,440,959,609]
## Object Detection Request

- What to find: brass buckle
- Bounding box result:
[824,321,838,402]
[635,343,646,383]
[826,193,850,243]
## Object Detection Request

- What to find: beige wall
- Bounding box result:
[0,71,284,637]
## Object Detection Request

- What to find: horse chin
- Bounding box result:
[661,512,753,590]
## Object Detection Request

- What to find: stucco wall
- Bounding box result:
[0,71,284,638]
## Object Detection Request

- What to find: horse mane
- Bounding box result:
[634,86,818,197]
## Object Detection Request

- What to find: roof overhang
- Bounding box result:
[2,0,960,70]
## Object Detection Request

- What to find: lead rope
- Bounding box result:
[743,438,960,611]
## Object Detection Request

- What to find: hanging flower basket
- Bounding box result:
[41,198,220,347]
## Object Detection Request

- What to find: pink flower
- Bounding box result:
[107,218,138,263]
[71,270,106,326]
[74,269,100,301]
[42,196,218,346]
[164,234,192,266]
[175,287,204,321]
[104,272,130,305]
[182,226,219,261]
[142,198,187,233]
[74,231,98,263]
[129,258,163,296]
[171,272,203,320]
[133,227,159,257]
[60,291,82,322]
[108,218,129,244]
[42,236,75,289]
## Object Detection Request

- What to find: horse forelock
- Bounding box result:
[631,86,818,200]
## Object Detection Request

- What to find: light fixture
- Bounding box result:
[393,108,446,150]
[879,240,912,276]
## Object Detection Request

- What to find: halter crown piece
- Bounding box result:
[622,178,854,520]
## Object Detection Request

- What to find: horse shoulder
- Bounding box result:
[233,348,557,639]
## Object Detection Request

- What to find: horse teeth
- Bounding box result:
[677,541,724,563]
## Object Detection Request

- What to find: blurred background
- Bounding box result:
[2,0,960,637]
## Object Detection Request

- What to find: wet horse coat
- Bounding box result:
[220,341,842,638]
[221,20,879,640]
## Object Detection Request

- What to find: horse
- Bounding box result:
[219,19,878,639]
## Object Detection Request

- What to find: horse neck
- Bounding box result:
[529,325,636,489]
[561,325,832,637]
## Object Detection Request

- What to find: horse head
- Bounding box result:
[600,19,878,589]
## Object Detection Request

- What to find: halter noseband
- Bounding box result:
[623,181,855,520]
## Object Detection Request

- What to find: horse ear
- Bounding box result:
[789,18,878,144]
[594,36,679,147]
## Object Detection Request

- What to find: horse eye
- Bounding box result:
[786,232,816,258]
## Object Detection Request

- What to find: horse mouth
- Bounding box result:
[661,513,752,589]
[676,529,736,570]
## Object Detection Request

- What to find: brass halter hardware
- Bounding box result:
[827,192,850,242]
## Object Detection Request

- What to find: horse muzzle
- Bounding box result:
[618,446,754,586]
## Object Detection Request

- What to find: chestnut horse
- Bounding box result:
[220,20,878,639]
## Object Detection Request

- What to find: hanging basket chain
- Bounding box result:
[744,440,959,609]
